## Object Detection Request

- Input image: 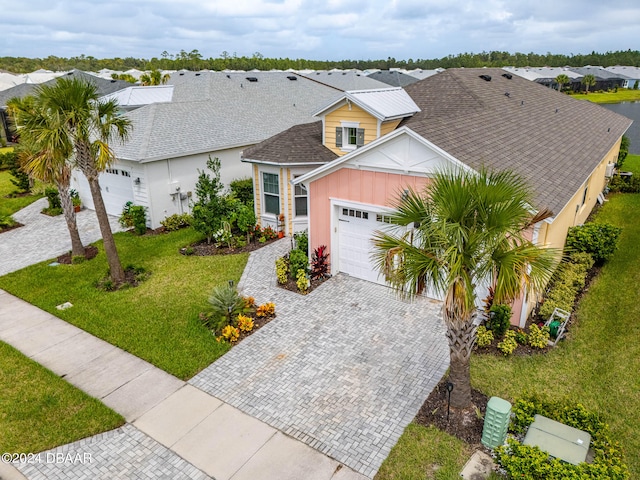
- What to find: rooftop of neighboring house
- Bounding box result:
[299,70,389,90]
[364,70,421,87]
[604,66,640,79]
[101,85,174,108]
[502,66,582,82]
[568,66,626,80]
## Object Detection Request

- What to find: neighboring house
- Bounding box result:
[101,85,175,112]
[568,66,627,91]
[365,70,421,87]
[76,72,344,229]
[503,66,582,91]
[604,66,640,89]
[245,68,632,324]
[299,71,389,90]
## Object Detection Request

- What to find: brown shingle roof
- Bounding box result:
[402,68,632,215]
[242,121,338,165]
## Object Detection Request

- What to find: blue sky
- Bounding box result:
[2,0,640,61]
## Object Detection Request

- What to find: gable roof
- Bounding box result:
[400,68,632,216]
[365,70,421,87]
[314,87,421,121]
[242,121,337,166]
[101,85,174,108]
[299,71,389,90]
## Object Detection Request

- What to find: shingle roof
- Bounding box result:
[365,70,420,87]
[112,74,343,162]
[401,68,632,215]
[299,71,389,90]
[242,121,337,165]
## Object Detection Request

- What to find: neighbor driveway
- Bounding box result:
[190,239,449,478]
[0,198,123,276]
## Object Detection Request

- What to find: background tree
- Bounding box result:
[555,73,569,93]
[139,69,170,86]
[6,95,85,256]
[581,74,596,93]
[36,77,132,284]
[372,168,557,409]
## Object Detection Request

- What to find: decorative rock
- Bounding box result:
[56,302,73,310]
[460,450,496,479]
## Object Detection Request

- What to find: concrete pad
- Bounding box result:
[134,385,223,448]
[65,347,154,399]
[0,462,28,480]
[460,450,495,479]
[330,466,371,480]
[101,367,184,421]
[230,431,339,480]
[172,403,276,480]
[30,332,115,377]
[1,316,83,358]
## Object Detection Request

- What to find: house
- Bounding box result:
[364,69,422,87]
[299,70,389,90]
[244,68,632,324]
[503,66,582,91]
[76,72,344,229]
[604,66,640,89]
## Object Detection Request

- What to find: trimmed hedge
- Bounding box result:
[538,252,594,319]
[496,395,629,479]
[565,223,622,263]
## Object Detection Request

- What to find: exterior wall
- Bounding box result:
[380,119,401,137]
[144,146,251,229]
[309,168,430,259]
[324,103,379,156]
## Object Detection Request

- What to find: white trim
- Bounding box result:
[340,121,360,128]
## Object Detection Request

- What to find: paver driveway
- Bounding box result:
[190,239,450,478]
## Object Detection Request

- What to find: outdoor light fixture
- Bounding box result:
[134,177,141,185]
[446,382,454,421]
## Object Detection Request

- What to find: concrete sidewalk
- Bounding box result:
[0,290,367,480]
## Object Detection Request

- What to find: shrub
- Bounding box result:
[256,302,275,317]
[514,329,528,345]
[236,314,254,333]
[608,174,640,193]
[616,135,630,169]
[45,187,61,210]
[487,304,512,338]
[221,325,240,342]
[296,269,309,294]
[160,213,193,231]
[565,223,622,264]
[475,325,494,348]
[288,249,308,278]
[497,330,517,356]
[293,230,309,256]
[262,225,277,240]
[0,215,17,229]
[539,253,594,319]
[275,257,289,285]
[119,201,147,235]
[205,283,247,332]
[229,177,254,205]
[310,245,330,280]
[528,324,550,349]
[243,296,256,310]
[6,151,30,192]
[192,156,234,244]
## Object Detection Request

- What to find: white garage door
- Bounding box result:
[100,168,134,216]
[337,206,387,285]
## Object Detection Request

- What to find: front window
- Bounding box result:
[294,181,307,216]
[262,172,279,215]
[346,127,358,147]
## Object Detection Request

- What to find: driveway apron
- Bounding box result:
[190,239,450,478]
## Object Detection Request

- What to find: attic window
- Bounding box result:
[246,77,258,82]
[287,76,297,81]
[502,73,513,79]
[479,75,492,82]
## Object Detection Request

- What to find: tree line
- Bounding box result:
[1,49,639,74]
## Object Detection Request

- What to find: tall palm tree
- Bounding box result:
[6,96,85,257]
[581,74,596,94]
[139,70,170,86]
[555,73,569,93]
[36,77,132,284]
[372,168,558,409]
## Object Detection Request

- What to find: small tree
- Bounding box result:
[6,151,30,192]
[192,156,230,243]
[581,74,596,94]
[236,203,256,244]
[555,73,569,93]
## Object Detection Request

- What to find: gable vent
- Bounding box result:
[502,73,513,79]
[246,77,258,82]
[287,75,297,81]
[479,74,492,82]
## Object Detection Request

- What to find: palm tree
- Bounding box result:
[139,70,170,86]
[36,77,132,284]
[6,96,85,257]
[372,168,558,409]
[555,73,569,93]
[581,74,596,94]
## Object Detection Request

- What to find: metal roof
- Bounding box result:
[101,85,174,107]
[315,87,421,121]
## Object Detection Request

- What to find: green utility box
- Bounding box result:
[481,396,512,449]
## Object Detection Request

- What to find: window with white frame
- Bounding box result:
[335,123,364,150]
[262,172,280,215]
[294,178,307,216]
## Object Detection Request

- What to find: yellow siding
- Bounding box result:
[380,119,401,136]
[325,103,379,156]
[542,138,622,251]
[279,168,285,216]
[253,164,262,226]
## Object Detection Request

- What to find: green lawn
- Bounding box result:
[570,88,640,104]
[0,341,123,453]
[0,170,43,217]
[0,228,248,379]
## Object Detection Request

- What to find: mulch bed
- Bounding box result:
[180,237,280,256]
[0,222,23,234]
[474,334,552,357]
[236,312,276,343]
[415,375,489,446]
[276,276,329,295]
[57,245,99,264]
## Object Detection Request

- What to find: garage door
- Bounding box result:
[99,168,134,216]
[337,206,387,285]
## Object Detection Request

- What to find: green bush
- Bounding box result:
[497,330,518,355]
[498,395,629,479]
[296,269,309,294]
[608,174,640,193]
[0,150,17,171]
[275,257,289,285]
[0,215,17,229]
[119,202,147,235]
[45,186,61,210]
[565,223,622,263]
[294,230,309,256]
[288,249,308,278]
[487,304,512,338]
[527,324,550,349]
[475,325,494,348]
[5,151,30,191]
[160,213,192,231]
[539,253,594,319]
[229,177,254,206]
[204,283,248,333]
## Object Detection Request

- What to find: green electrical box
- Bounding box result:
[481,396,512,449]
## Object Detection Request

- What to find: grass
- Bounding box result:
[0,341,123,453]
[0,170,43,217]
[0,228,248,379]
[570,88,640,104]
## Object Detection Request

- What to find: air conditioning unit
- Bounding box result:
[605,163,615,178]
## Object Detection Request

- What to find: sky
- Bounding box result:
[2,0,640,62]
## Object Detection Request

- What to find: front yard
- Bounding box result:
[0,169,43,217]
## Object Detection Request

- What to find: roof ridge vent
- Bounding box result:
[479,74,492,82]
[287,75,297,81]
[502,73,513,79]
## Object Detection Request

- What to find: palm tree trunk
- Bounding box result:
[56,179,85,257]
[443,314,476,409]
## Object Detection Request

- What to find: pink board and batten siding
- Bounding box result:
[308,168,430,260]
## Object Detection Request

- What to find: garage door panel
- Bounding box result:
[337,208,385,285]
[99,169,134,216]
